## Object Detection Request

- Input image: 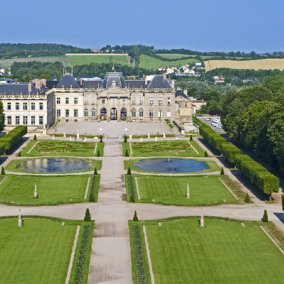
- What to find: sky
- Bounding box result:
[1,0,284,52]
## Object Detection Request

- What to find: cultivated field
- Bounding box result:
[204,58,284,72]
[21,140,104,157]
[126,175,242,206]
[0,217,93,284]
[0,56,70,68]
[139,54,199,69]
[0,174,99,205]
[66,54,130,66]
[130,218,284,284]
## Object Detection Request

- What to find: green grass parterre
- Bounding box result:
[0,217,93,284]
[0,175,100,205]
[130,217,284,284]
[126,175,241,206]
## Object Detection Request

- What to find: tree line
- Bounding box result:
[0,43,91,59]
[221,76,284,176]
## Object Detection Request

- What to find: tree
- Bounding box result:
[189,135,193,141]
[34,135,37,140]
[220,167,224,175]
[97,150,100,157]
[127,167,131,175]
[1,167,5,175]
[123,135,128,143]
[133,211,138,221]
[244,193,251,203]
[0,101,5,132]
[99,135,103,142]
[94,168,98,175]
[125,149,129,157]
[282,195,284,211]
[204,150,208,157]
[261,210,268,222]
[84,208,92,221]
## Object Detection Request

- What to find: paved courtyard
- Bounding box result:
[49,121,180,138]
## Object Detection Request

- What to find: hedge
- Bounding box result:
[199,120,279,195]
[0,126,27,155]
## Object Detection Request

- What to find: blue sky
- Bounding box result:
[1,0,283,52]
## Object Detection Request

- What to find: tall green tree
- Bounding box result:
[0,101,5,132]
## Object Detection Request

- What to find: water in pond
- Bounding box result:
[17,158,91,173]
[134,158,208,173]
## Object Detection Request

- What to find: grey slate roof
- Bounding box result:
[125,80,146,89]
[57,74,80,89]
[101,72,126,88]
[0,83,40,95]
[46,80,59,89]
[175,89,189,99]
[147,75,172,89]
[81,80,102,89]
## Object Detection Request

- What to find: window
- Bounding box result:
[102,99,105,104]
[15,116,20,125]
[122,99,126,105]
[16,103,19,110]
[158,98,163,106]
[149,98,154,105]
[139,98,143,105]
[149,110,154,118]
[39,116,43,125]
[167,97,171,106]
[139,108,143,117]
[65,109,69,117]
[7,116,12,125]
[23,102,27,110]
[39,102,43,110]
[7,102,11,110]
[65,97,69,104]
[84,109,88,117]
[31,116,35,125]
[31,102,35,110]
[57,109,61,117]
[167,110,171,118]
[131,108,136,117]
[57,97,61,104]
[74,109,78,117]
[131,98,136,105]
[92,98,96,105]
[23,116,28,125]
[91,109,96,117]
[84,99,88,105]
[74,97,78,104]
[158,110,162,118]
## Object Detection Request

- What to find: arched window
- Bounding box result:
[132,108,136,117]
[139,108,144,117]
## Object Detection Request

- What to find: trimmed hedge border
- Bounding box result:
[0,126,27,154]
[198,120,279,195]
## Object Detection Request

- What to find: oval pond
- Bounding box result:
[134,158,209,173]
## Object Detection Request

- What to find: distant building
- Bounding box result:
[213,75,225,84]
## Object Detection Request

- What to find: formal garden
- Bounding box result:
[21,139,104,157]
[123,140,204,157]
[125,174,244,206]
[0,216,93,284]
[129,217,284,284]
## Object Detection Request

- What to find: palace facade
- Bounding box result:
[0,72,193,128]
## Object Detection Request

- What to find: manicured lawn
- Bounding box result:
[21,140,104,157]
[125,140,204,157]
[6,158,102,174]
[130,218,284,284]
[0,175,99,205]
[124,159,220,174]
[126,175,240,205]
[0,217,93,284]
